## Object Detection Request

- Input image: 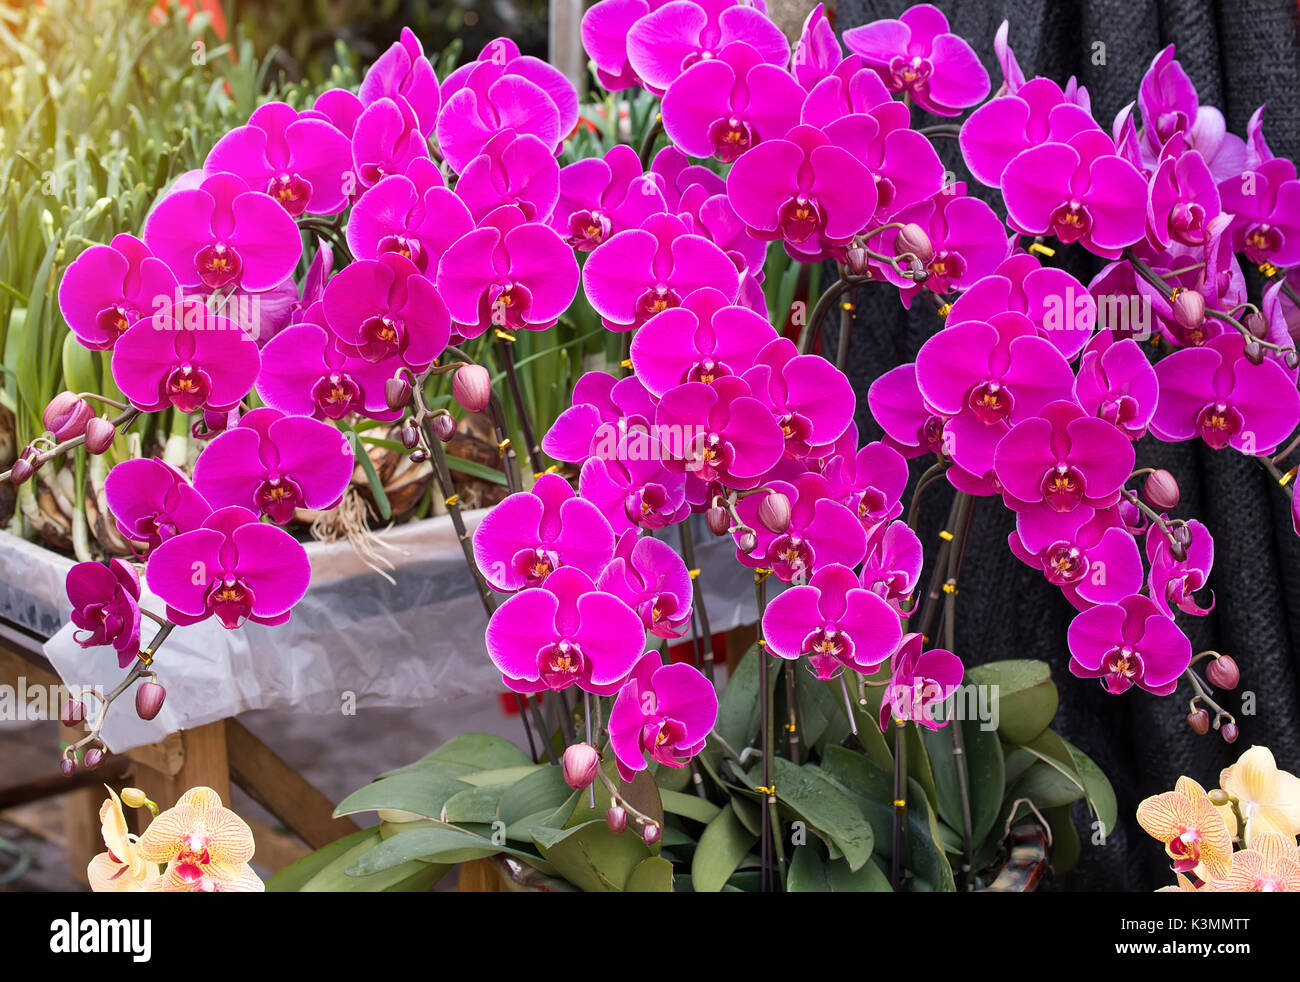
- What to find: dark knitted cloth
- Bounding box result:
[833,0,1300,890]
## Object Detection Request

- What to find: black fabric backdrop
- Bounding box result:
[831,0,1300,890]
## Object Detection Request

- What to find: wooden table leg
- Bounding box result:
[126,720,231,813]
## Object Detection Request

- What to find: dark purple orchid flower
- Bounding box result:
[144,172,302,292]
[734,474,868,582]
[351,97,429,193]
[742,337,856,459]
[878,185,1009,303]
[597,531,693,638]
[257,322,404,422]
[455,132,560,225]
[608,652,717,780]
[1073,336,1159,441]
[1002,131,1149,257]
[204,102,353,217]
[842,3,989,116]
[655,376,785,489]
[551,143,667,252]
[947,254,1096,360]
[435,60,563,174]
[626,0,790,96]
[1151,332,1300,455]
[867,363,950,460]
[762,563,902,680]
[1146,137,1221,251]
[1137,46,1246,181]
[58,234,179,351]
[1008,507,1144,611]
[192,408,353,525]
[1067,593,1190,695]
[822,437,909,535]
[437,205,578,337]
[858,519,922,613]
[346,159,473,275]
[67,559,142,668]
[486,566,646,695]
[727,122,877,261]
[147,505,312,630]
[322,252,450,371]
[959,76,1101,189]
[105,458,211,556]
[915,313,1075,478]
[358,27,441,137]
[630,287,776,397]
[1145,519,1214,618]
[1218,157,1300,267]
[472,473,616,593]
[583,211,740,331]
[993,399,1137,553]
[579,452,690,535]
[661,40,803,163]
[792,3,842,91]
[878,633,963,731]
[542,371,659,466]
[112,300,260,414]
[580,0,668,90]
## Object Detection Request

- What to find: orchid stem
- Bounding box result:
[2,408,139,484]
[891,717,908,890]
[494,332,544,475]
[679,521,718,684]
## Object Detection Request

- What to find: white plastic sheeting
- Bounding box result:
[0,514,756,752]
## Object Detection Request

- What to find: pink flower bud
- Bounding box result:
[562,742,600,790]
[737,530,757,554]
[1286,350,1300,372]
[61,698,86,727]
[606,805,627,834]
[84,746,105,770]
[431,414,456,442]
[896,223,934,264]
[1205,655,1240,691]
[10,447,39,485]
[399,423,420,449]
[43,391,94,441]
[1221,722,1239,744]
[1186,709,1210,735]
[385,376,412,412]
[1243,310,1268,340]
[135,681,166,721]
[757,492,791,534]
[642,823,661,846]
[409,449,429,464]
[452,364,491,413]
[84,417,116,455]
[60,757,75,778]
[706,506,730,536]
[1244,340,1265,365]
[1171,290,1205,331]
[1142,470,1180,510]
[845,247,870,278]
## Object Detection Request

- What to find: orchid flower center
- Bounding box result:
[311,372,362,419]
[635,284,681,324]
[768,533,813,581]
[195,242,242,289]
[776,195,823,244]
[644,717,688,763]
[377,233,426,271]
[888,54,932,91]
[921,416,947,454]
[165,364,213,413]
[1168,201,1207,246]
[267,173,313,217]
[1044,541,1088,585]
[1100,645,1145,693]
[1195,401,1243,449]
[1039,462,1086,512]
[626,483,671,528]
[538,639,586,688]
[513,546,558,587]
[966,380,1014,425]
[684,431,733,481]
[96,304,134,339]
[1243,224,1281,264]
[357,314,404,362]
[926,250,965,290]
[1049,200,1093,244]
[707,116,756,164]
[491,283,534,330]
[566,209,611,252]
[204,576,256,630]
[255,474,306,525]
[688,356,727,385]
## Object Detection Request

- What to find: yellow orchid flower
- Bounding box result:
[1219,745,1300,846]
[1156,872,1200,892]
[1136,776,1233,882]
[87,786,160,892]
[1210,833,1300,892]
[137,786,263,893]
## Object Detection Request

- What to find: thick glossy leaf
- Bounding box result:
[1049,805,1082,874]
[660,789,721,825]
[788,844,893,892]
[904,723,938,814]
[625,856,674,892]
[967,660,1058,745]
[691,803,758,893]
[497,765,573,827]
[347,825,545,875]
[334,766,473,820]
[458,764,543,787]
[266,828,374,892]
[772,756,874,871]
[426,732,533,770]
[441,783,510,825]
[920,687,1005,847]
[1061,736,1118,839]
[533,819,651,892]
[794,666,839,750]
[287,829,451,892]
[715,643,762,751]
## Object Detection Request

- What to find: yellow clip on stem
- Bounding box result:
[494,329,517,342]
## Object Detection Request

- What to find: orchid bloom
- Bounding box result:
[104,457,212,555]
[608,651,718,781]
[57,234,179,351]
[878,632,963,731]
[1211,833,1300,892]
[87,788,160,892]
[137,786,263,892]
[67,559,143,669]
[1219,746,1300,847]
[1136,776,1233,882]
[597,532,694,639]
[1066,593,1191,695]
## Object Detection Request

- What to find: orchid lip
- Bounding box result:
[1195,401,1243,449]
[268,172,313,217]
[1044,541,1088,585]
[96,304,134,339]
[538,639,586,689]
[967,380,1014,425]
[708,116,756,164]
[634,284,681,324]
[311,372,362,419]
[1168,201,1207,246]
[1040,462,1086,512]
[491,283,534,330]
[1049,200,1093,244]
[255,474,306,525]
[165,364,213,413]
[357,314,404,362]
[1243,224,1283,264]
[566,209,611,252]
[205,575,256,630]
[377,233,427,271]
[195,242,242,289]
[776,195,823,244]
